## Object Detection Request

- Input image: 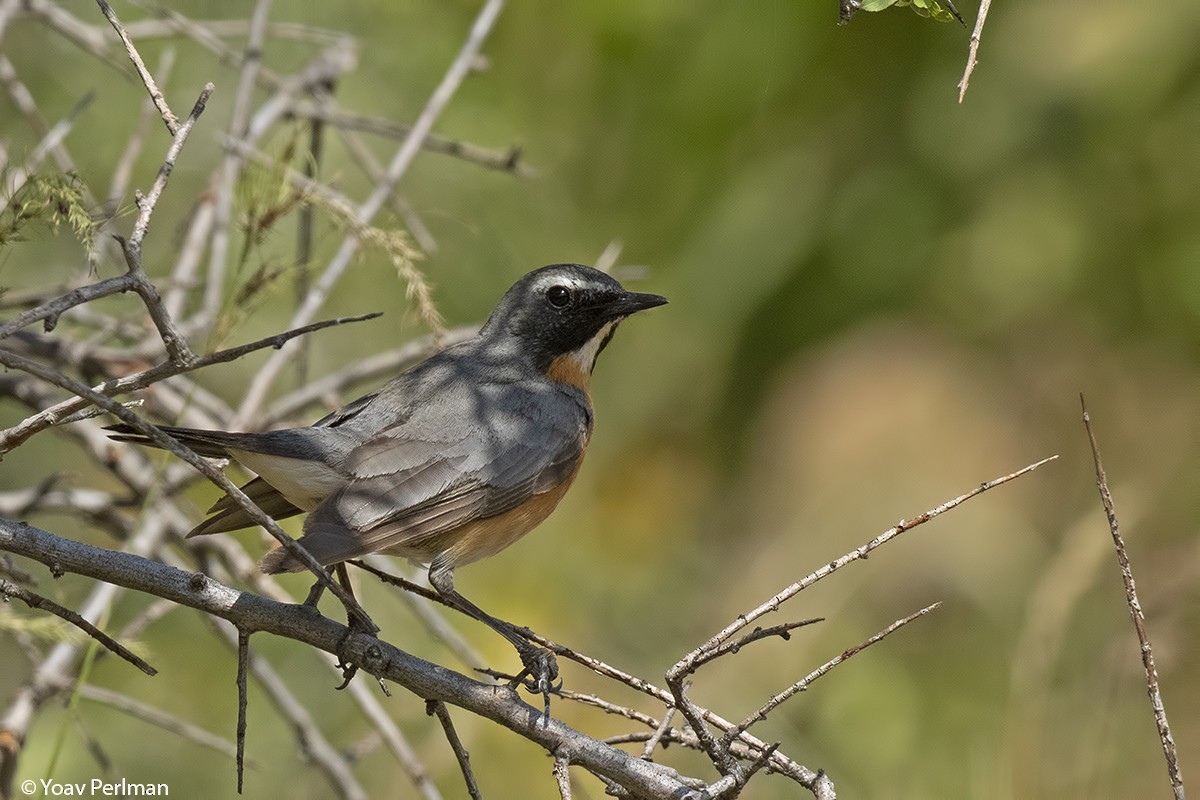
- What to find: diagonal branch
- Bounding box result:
[1080,396,1186,799]
[957,0,992,102]
[671,455,1058,681]
[427,701,481,800]
[718,603,941,751]
[0,579,156,676]
[94,0,179,134]
[0,312,381,454]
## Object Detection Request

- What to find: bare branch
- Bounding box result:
[957,0,992,102]
[1080,396,1186,799]
[0,274,139,341]
[290,103,536,177]
[105,48,173,221]
[718,603,941,751]
[0,579,156,676]
[93,0,179,134]
[640,702,677,761]
[126,82,213,254]
[78,685,244,762]
[201,617,370,800]
[428,701,481,800]
[513,632,823,789]
[671,456,1058,680]
[553,752,572,800]
[688,618,824,673]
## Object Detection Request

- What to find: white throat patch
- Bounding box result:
[568,320,619,374]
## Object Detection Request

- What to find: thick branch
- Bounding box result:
[0,518,706,800]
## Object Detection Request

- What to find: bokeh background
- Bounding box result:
[2,1,1199,797]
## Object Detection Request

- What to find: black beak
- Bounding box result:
[606,291,668,318]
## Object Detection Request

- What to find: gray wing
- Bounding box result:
[260,381,589,572]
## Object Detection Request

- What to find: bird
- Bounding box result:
[107,263,667,690]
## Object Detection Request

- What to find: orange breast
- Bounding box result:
[546,351,592,392]
[434,459,585,569]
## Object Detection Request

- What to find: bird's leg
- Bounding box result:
[300,563,365,688]
[428,562,558,715]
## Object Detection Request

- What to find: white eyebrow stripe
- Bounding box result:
[532,273,586,293]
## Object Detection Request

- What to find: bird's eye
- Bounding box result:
[546,285,572,308]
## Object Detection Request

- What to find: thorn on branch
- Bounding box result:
[236,628,249,794]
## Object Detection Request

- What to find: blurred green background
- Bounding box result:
[2,1,1199,797]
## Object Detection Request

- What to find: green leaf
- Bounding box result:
[857,0,964,24]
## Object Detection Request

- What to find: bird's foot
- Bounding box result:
[510,645,560,721]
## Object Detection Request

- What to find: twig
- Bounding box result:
[957,0,992,103]
[205,617,367,800]
[555,689,661,729]
[671,456,1058,680]
[640,703,677,760]
[78,685,245,762]
[718,603,941,751]
[233,0,505,426]
[289,103,535,177]
[1080,396,1185,799]
[661,457,1054,780]
[200,0,274,332]
[115,82,214,369]
[94,0,179,134]
[688,618,824,673]
[172,544,440,799]
[0,579,156,676]
[514,631,821,789]
[703,742,780,799]
[427,701,481,800]
[0,274,139,341]
[553,752,572,799]
[0,312,382,453]
[105,48,174,224]
[127,83,212,253]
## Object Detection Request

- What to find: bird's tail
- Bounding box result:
[104,423,258,459]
